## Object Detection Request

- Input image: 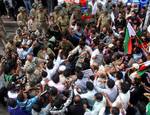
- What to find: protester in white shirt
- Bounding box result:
[90,43,104,66]
[8,91,18,99]
[93,73,107,89]
[58,65,67,84]
[104,82,130,115]
[46,50,64,80]
[74,81,96,107]
[7,83,19,99]
[84,93,106,115]
[94,79,118,102]
[48,79,65,92]
[32,103,51,115]
[69,39,92,57]
[112,90,130,109]
[40,71,49,91]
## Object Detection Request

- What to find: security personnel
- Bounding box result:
[30,3,37,18]
[57,11,69,33]
[97,11,111,31]
[96,3,104,20]
[17,7,28,26]
[36,4,48,34]
[53,6,62,23]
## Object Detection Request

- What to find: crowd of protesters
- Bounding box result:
[0,0,150,115]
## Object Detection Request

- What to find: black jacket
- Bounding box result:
[68,104,85,115]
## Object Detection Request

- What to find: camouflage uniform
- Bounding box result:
[57,11,69,33]
[17,7,28,26]
[96,3,104,20]
[97,11,111,30]
[36,4,48,34]
[37,47,55,60]
[52,12,59,24]
[53,6,62,23]
[30,3,37,18]
[13,28,22,44]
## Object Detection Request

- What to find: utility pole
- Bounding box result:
[143,1,150,30]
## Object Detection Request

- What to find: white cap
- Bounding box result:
[132,63,139,69]
[59,65,66,72]
[108,44,114,48]
[127,3,131,6]
[147,25,150,33]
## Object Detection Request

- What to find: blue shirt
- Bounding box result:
[8,106,27,115]
[72,30,83,41]
[17,47,33,59]
[17,96,38,112]
[75,77,89,93]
